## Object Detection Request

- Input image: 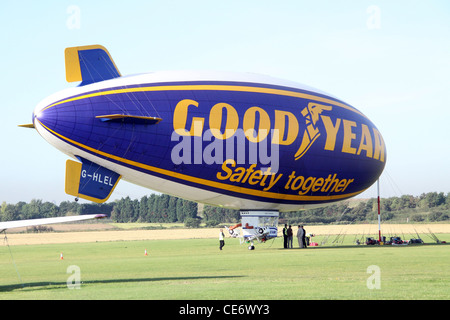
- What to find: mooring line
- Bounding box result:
[2,231,24,287]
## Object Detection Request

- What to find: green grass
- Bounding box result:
[1,236,449,300]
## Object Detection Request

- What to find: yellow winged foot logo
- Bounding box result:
[294,103,332,160]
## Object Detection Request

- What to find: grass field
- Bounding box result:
[1,227,449,300]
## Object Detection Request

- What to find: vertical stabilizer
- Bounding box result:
[64,45,121,85]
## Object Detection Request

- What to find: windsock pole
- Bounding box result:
[377,179,381,243]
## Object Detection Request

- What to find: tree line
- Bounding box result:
[1,191,449,225]
[283,192,450,225]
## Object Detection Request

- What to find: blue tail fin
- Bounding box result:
[65,45,121,86]
[65,157,121,203]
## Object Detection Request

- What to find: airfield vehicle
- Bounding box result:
[365,237,379,245]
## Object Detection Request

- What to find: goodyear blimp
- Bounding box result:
[24,45,386,215]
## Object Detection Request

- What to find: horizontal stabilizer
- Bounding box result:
[0,214,106,232]
[65,45,121,86]
[96,114,162,125]
[65,157,121,203]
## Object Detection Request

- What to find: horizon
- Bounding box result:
[2,189,448,207]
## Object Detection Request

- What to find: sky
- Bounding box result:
[1,0,449,204]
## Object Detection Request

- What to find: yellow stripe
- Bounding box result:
[36,119,365,202]
[42,84,366,118]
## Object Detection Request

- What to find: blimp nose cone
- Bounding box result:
[34,104,54,132]
[33,103,46,132]
[33,109,42,128]
[35,106,51,123]
[32,97,74,144]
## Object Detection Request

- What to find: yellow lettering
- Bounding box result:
[216,159,235,180]
[209,103,239,139]
[284,172,355,195]
[321,174,333,192]
[263,173,283,191]
[291,176,304,191]
[321,116,341,151]
[241,164,257,184]
[216,161,283,192]
[284,171,296,189]
[173,99,204,136]
[373,128,386,162]
[328,174,341,192]
[342,120,357,154]
[272,110,299,145]
[333,179,347,192]
[248,170,263,185]
[243,106,271,142]
[298,177,316,195]
[357,124,373,158]
[311,178,324,192]
[341,179,354,192]
[230,167,246,182]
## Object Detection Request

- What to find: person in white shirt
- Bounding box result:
[219,229,225,250]
[297,225,304,248]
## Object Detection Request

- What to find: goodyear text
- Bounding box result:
[172,99,386,163]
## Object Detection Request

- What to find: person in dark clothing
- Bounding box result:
[302,226,307,248]
[283,224,288,248]
[287,225,293,248]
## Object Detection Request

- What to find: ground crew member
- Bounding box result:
[219,229,225,250]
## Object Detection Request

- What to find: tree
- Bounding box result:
[1,202,18,221]
[110,202,121,222]
[59,201,80,216]
[121,197,135,222]
[183,200,198,220]
[138,196,149,222]
[167,196,177,222]
[147,194,157,222]
[176,198,185,222]
[41,202,58,218]
[22,199,42,219]
[429,211,449,222]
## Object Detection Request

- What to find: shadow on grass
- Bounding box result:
[0,275,245,292]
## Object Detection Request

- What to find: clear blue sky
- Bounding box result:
[1,0,449,204]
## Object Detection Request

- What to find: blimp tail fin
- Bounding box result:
[65,157,121,203]
[65,45,121,86]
